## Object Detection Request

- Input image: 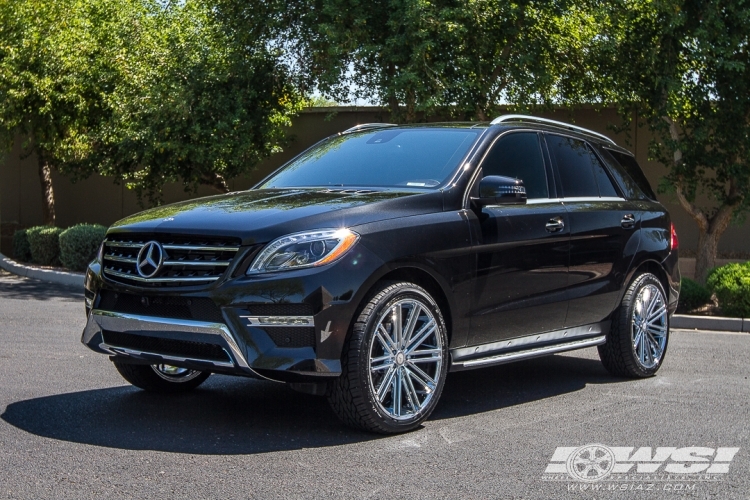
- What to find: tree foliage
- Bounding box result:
[92,0,305,204]
[596,0,750,282]
[0,0,122,224]
[0,0,304,211]
[284,0,598,122]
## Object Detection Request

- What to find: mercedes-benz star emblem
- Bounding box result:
[136,241,164,278]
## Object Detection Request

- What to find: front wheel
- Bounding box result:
[328,282,449,434]
[598,272,670,378]
[113,361,210,393]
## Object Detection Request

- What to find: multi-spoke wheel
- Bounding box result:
[598,272,670,377]
[113,360,210,393]
[329,281,449,433]
[631,283,668,369]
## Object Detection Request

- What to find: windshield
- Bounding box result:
[260,128,480,189]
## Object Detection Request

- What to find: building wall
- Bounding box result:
[1,106,747,256]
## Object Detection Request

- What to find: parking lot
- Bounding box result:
[0,269,748,499]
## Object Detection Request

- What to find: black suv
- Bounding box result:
[82,115,680,433]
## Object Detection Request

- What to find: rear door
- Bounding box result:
[467,132,570,346]
[545,134,639,328]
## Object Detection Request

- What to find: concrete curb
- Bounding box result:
[0,252,84,288]
[672,314,749,333]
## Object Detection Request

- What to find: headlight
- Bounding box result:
[247,228,359,274]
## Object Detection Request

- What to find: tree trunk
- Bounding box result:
[694,230,720,284]
[38,156,56,226]
[693,201,734,283]
[665,116,740,284]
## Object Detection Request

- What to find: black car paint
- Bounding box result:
[83,123,680,383]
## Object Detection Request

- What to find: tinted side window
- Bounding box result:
[607,150,657,200]
[481,133,548,199]
[589,147,619,197]
[597,147,648,200]
[547,135,599,197]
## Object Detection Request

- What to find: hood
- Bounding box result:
[109,188,443,245]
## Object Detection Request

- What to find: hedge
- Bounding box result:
[706,262,750,318]
[678,278,712,311]
[26,226,64,266]
[12,229,32,262]
[59,224,107,271]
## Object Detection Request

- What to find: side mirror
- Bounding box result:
[475,175,527,206]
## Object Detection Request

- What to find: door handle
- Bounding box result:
[546,217,565,233]
[621,214,636,229]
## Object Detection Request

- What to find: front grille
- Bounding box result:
[264,327,316,348]
[102,233,241,287]
[98,291,224,323]
[102,330,231,363]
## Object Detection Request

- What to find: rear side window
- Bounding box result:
[607,150,657,200]
[547,135,601,197]
[590,149,619,197]
[547,135,620,198]
[596,148,648,200]
[481,132,548,199]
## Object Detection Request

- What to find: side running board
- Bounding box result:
[450,335,606,371]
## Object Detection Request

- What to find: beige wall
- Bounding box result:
[1,106,747,257]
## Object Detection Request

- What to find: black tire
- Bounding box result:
[598,272,670,378]
[113,361,210,393]
[328,281,449,434]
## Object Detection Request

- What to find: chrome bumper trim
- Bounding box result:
[84,309,251,371]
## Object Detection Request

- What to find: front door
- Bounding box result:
[468,132,570,346]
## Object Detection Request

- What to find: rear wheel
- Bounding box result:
[598,272,670,378]
[113,361,210,393]
[328,282,449,434]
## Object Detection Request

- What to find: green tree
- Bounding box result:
[0,0,122,225]
[598,0,750,283]
[289,0,596,121]
[93,0,305,204]
[0,0,304,215]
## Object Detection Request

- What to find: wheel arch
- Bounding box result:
[347,262,456,346]
[621,259,670,305]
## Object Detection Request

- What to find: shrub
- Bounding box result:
[59,224,107,271]
[12,229,31,262]
[26,226,63,266]
[706,262,750,318]
[679,278,712,311]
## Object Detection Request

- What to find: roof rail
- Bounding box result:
[341,123,397,135]
[490,114,615,145]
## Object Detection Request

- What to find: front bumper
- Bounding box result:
[82,310,262,376]
[82,241,386,382]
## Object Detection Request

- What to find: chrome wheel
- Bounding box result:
[631,283,667,369]
[151,364,203,383]
[368,298,443,421]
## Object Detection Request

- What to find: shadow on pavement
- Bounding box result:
[0,271,83,302]
[1,354,623,454]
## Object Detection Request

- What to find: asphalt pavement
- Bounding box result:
[0,269,748,499]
